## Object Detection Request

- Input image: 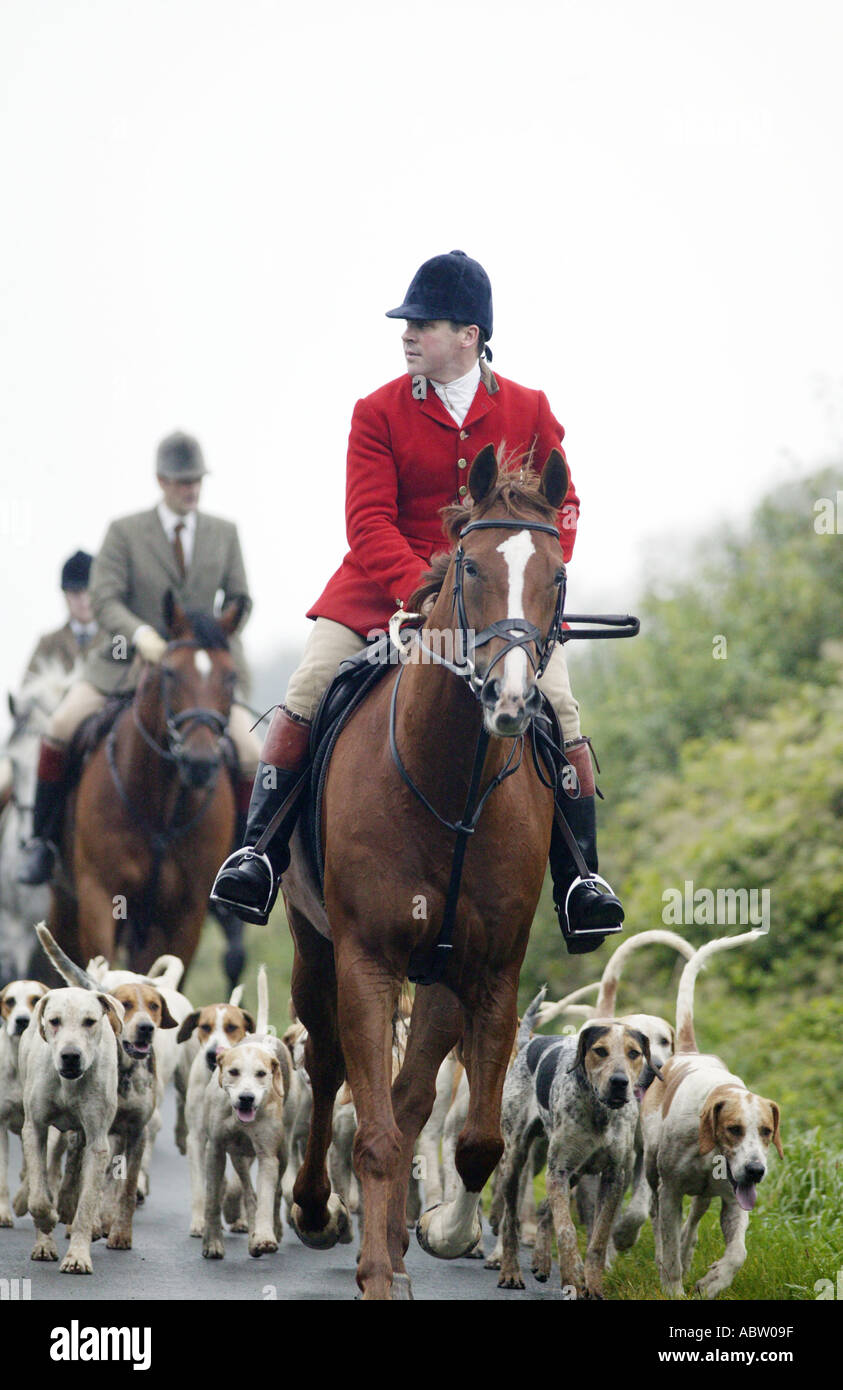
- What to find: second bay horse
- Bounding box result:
[48,594,245,975]
[282,443,570,1299]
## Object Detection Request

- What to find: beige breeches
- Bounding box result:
[284,616,581,742]
[47,680,260,775]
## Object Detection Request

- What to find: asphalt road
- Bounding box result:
[1,1092,565,1302]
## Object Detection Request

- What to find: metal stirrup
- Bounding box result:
[563,873,624,936]
[211,847,276,919]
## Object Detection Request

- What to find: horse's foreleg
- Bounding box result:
[287,911,349,1249]
[74,873,118,964]
[418,975,518,1260]
[387,983,463,1278]
[334,945,403,1301]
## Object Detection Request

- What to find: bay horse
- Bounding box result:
[282,443,570,1299]
[48,594,245,976]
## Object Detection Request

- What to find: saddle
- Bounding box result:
[304,634,398,891]
[65,693,134,788]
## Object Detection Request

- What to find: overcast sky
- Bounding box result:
[2,0,841,722]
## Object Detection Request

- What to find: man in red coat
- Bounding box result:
[213,252,623,953]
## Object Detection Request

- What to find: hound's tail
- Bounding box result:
[229,984,244,1008]
[675,930,765,1053]
[594,930,697,1016]
[36,922,98,991]
[255,965,269,1036]
[517,986,547,1050]
[145,954,186,991]
[535,982,600,1028]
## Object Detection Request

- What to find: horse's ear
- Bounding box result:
[218,596,248,637]
[162,590,189,638]
[539,450,569,509]
[468,444,498,505]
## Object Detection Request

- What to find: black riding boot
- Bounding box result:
[210,708,311,926]
[17,741,67,886]
[550,738,624,955]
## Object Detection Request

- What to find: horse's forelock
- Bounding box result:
[180,612,231,652]
[407,453,560,612]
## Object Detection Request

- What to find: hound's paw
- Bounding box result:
[106,1229,132,1250]
[531,1264,549,1283]
[464,1236,485,1259]
[497,1270,526,1290]
[31,1234,58,1261]
[60,1247,93,1274]
[0,1207,14,1227]
[12,1188,28,1217]
[248,1234,278,1258]
[136,1172,149,1201]
[662,1279,686,1299]
[694,1264,730,1299]
[484,1253,501,1269]
[202,1236,225,1260]
[228,1218,249,1233]
[189,1222,204,1238]
[29,1200,58,1228]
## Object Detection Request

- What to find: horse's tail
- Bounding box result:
[145,954,185,991]
[255,965,269,1036]
[229,983,244,1008]
[516,986,547,1050]
[675,930,765,1053]
[594,930,696,1016]
[35,922,98,991]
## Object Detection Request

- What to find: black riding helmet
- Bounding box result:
[386,250,493,343]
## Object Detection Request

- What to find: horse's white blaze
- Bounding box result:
[424,1182,482,1256]
[496,530,534,700]
[195,650,212,677]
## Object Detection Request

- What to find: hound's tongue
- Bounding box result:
[236,1105,256,1123]
[736,1182,757,1211]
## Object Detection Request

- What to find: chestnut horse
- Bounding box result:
[48,595,245,975]
[282,444,570,1299]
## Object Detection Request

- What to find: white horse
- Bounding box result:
[0,661,78,984]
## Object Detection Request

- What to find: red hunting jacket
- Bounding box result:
[307,365,580,637]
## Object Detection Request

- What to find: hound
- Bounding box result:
[641,929,783,1298]
[0,979,48,1225]
[180,991,255,1236]
[85,952,194,1183]
[18,982,123,1273]
[497,990,655,1298]
[34,924,178,1248]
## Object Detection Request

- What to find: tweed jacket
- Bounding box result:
[24,623,92,680]
[85,508,252,695]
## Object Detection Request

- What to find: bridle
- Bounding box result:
[130,639,233,774]
[410,517,566,702]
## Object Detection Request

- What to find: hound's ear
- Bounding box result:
[216,1051,229,1087]
[628,1028,660,1076]
[468,444,498,505]
[572,1025,609,1072]
[0,984,10,1009]
[270,1055,285,1101]
[154,991,179,1030]
[240,1010,256,1034]
[698,1096,724,1156]
[765,1099,784,1159]
[539,449,569,509]
[176,1010,201,1043]
[99,994,124,1036]
[35,994,52,1040]
[218,595,248,636]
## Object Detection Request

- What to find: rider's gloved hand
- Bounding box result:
[133,624,168,664]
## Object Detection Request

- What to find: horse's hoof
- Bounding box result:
[391,1273,414,1301]
[416,1202,483,1260]
[290,1194,351,1250]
